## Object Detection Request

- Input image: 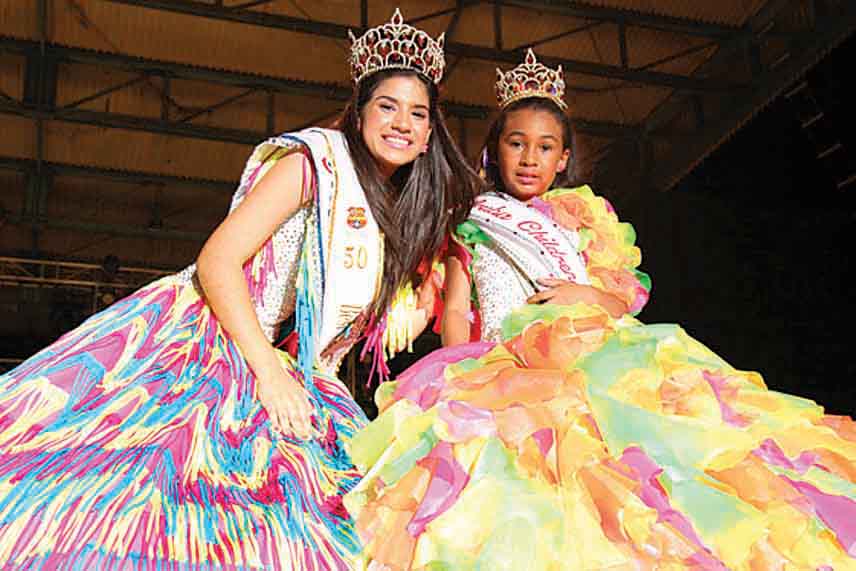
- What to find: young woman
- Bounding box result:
[347,50,856,570]
[0,9,482,570]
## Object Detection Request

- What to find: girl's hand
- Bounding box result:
[441,256,473,347]
[528,277,629,317]
[527,277,590,305]
[256,363,317,440]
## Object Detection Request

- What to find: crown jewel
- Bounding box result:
[348,9,446,85]
[495,49,567,109]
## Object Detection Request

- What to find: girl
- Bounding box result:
[0,9,482,570]
[347,49,856,570]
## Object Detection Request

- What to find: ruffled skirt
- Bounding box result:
[347,304,856,571]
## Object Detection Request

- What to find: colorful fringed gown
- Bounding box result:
[0,129,383,570]
[347,187,856,571]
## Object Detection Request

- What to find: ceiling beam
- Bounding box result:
[600,0,802,194]
[501,1,738,39]
[0,156,236,192]
[100,0,729,91]
[0,36,466,119]
[0,98,263,145]
[0,37,490,117]
[444,41,727,91]
[5,212,209,242]
[3,98,636,159]
[642,0,799,139]
[0,36,350,100]
[1,95,634,144]
[651,4,856,191]
[0,37,634,139]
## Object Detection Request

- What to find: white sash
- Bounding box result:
[469,192,589,287]
[293,129,383,357]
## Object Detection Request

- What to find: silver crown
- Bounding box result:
[495,49,567,109]
[348,9,446,85]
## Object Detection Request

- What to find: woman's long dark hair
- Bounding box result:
[482,97,587,193]
[338,69,483,317]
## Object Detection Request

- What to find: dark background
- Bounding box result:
[625,33,856,415]
[385,33,856,417]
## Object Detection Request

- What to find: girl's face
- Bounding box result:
[497,108,570,201]
[360,75,432,178]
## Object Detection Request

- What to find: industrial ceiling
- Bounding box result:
[0,0,854,364]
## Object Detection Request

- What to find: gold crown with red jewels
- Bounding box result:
[495,48,567,109]
[348,9,446,85]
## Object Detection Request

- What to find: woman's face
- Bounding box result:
[497,108,570,201]
[360,75,432,178]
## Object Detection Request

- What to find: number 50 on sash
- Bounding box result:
[344,245,368,269]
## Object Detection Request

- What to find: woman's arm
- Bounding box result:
[441,256,473,346]
[527,277,629,318]
[197,152,316,439]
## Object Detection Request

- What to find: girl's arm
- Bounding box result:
[527,277,629,318]
[441,256,474,346]
[196,153,316,439]
[408,278,437,342]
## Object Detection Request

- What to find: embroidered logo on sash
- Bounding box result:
[346,206,367,229]
[306,128,382,358]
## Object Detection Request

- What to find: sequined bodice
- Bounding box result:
[471,225,585,343]
[471,243,533,342]
[257,207,314,340]
[172,130,384,377]
[176,206,314,343]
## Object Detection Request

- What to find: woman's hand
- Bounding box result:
[528,277,629,318]
[256,362,316,440]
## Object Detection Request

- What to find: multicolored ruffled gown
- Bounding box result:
[346,187,856,570]
[0,131,372,570]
